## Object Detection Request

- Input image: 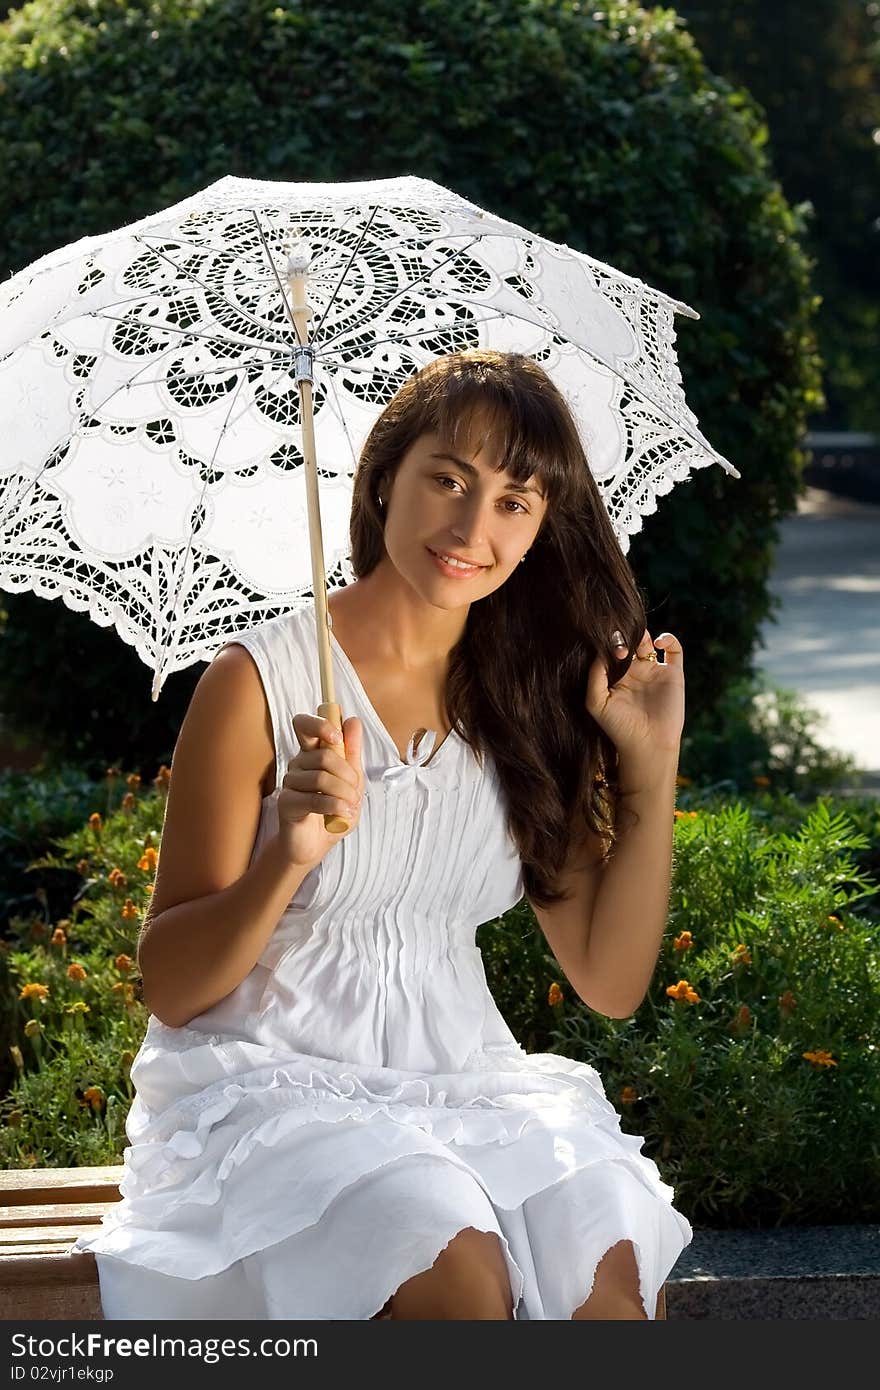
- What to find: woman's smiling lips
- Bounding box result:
[426,547,489,579]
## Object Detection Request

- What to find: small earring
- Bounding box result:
[519,552,528,564]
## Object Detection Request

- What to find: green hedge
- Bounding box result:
[0,0,822,770]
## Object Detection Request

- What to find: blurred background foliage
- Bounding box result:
[0,0,830,773]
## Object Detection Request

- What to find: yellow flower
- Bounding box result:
[64,1001,90,1015]
[19,982,49,1001]
[619,1085,638,1104]
[50,927,67,946]
[547,982,564,1006]
[666,979,700,1004]
[803,1050,837,1068]
[9,1045,24,1070]
[120,898,139,920]
[732,943,752,965]
[66,962,87,982]
[115,953,133,974]
[88,812,102,833]
[673,930,694,951]
[137,847,158,872]
[23,1019,41,1038]
[145,883,154,894]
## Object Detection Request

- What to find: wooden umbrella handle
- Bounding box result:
[288,254,351,837]
[318,700,351,834]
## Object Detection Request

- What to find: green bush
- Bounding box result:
[0,0,822,772]
[0,763,103,929]
[0,767,163,1159]
[479,796,879,1226]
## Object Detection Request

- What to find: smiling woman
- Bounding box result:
[76,349,691,1324]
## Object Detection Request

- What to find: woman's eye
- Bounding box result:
[435,477,526,514]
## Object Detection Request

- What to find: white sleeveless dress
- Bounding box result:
[73,598,693,1319]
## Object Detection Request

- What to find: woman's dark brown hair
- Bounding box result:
[346,349,649,909]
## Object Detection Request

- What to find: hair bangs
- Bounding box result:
[425,362,571,501]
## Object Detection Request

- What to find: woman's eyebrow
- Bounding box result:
[428,452,545,496]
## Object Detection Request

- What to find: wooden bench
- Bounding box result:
[0,1165,667,1319]
[0,1165,123,1319]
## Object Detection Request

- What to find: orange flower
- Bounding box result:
[666,979,700,1004]
[778,990,797,1017]
[88,812,102,833]
[688,810,698,818]
[82,1085,104,1111]
[107,868,127,889]
[547,982,564,1007]
[115,953,133,974]
[76,859,91,876]
[127,773,141,790]
[111,981,136,1004]
[145,883,154,894]
[120,898,139,920]
[803,1050,837,1069]
[121,792,136,812]
[753,775,771,787]
[105,766,121,781]
[66,962,87,982]
[673,809,688,820]
[50,927,67,946]
[19,983,49,1001]
[619,1085,639,1104]
[732,943,752,965]
[154,764,172,790]
[137,847,158,872]
[673,931,694,951]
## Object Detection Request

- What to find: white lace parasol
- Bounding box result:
[0,174,738,701]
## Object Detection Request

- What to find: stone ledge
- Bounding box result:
[665,1225,880,1319]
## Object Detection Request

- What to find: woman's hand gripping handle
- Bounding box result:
[277,710,364,868]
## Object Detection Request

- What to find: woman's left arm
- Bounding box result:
[581,750,679,1017]
[579,627,685,1018]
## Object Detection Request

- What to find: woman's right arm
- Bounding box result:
[137,643,316,1029]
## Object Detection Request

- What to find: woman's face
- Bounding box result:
[378,420,549,602]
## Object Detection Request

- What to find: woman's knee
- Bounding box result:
[384,1226,514,1320]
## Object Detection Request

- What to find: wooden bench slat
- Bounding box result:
[0,1166,124,1206]
[0,1201,113,1229]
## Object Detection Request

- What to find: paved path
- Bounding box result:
[755,486,879,787]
